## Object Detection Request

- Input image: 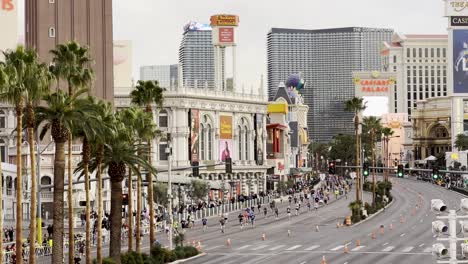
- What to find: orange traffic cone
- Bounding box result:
[400,215,405,223]
[192,240,196,246]
[196,241,202,252]
[356,239,361,246]
[389,223,393,230]
[321,256,327,264]
[336,222,340,228]
[371,231,376,239]
[261,233,266,241]
[344,243,349,253]
[226,238,231,247]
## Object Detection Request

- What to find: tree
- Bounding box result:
[153,182,168,207]
[455,134,468,151]
[0,61,8,263]
[189,180,210,203]
[308,142,329,171]
[35,89,87,264]
[362,116,382,207]
[381,127,394,182]
[0,46,50,264]
[50,41,93,264]
[277,182,287,195]
[130,80,164,246]
[344,97,367,203]
[329,134,356,163]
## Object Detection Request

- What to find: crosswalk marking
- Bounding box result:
[423,247,432,253]
[402,247,414,252]
[236,245,251,250]
[204,245,221,251]
[251,245,268,250]
[285,245,302,251]
[269,245,285,251]
[330,245,345,251]
[351,246,366,252]
[382,246,395,252]
[305,245,320,251]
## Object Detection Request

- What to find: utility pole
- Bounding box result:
[166,136,173,250]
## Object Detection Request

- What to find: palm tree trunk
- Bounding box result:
[110,179,123,264]
[68,134,75,264]
[28,123,37,264]
[128,169,133,252]
[372,131,376,206]
[83,137,91,264]
[15,106,23,264]
[96,145,104,264]
[136,163,141,253]
[354,114,360,203]
[148,142,155,246]
[52,141,66,264]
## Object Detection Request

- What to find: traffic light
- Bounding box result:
[192,161,199,177]
[225,158,232,174]
[432,166,439,180]
[363,163,369,177]
[397,165,404,178]
[328,161,336,175]
[122,194,129,206]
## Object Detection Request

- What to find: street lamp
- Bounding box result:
[165,137,173,250]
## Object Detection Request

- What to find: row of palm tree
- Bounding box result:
[0,42,164,264]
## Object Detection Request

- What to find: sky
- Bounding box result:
[18,0,449,115]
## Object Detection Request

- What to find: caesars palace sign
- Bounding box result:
[445,0,468,16]
[1,0,14,11]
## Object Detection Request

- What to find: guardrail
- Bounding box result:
[3,245,52,263]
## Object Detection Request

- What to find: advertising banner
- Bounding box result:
[210,14,239,26]
[219,27,234,43]
[453,30,468,94]
[220,115,233,161]
[445,0,468,17]
[255,114,264,165]
[190,109,199,162]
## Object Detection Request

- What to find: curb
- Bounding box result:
[352,198,395,227]
[169,252,207,264]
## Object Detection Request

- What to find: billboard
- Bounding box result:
[183,21,211,33]
[219,27,234,43]
[445,1,468,17]
[220,115,232,162]
[190,109,199,162]
[453,30,468,94]
[210,14,239,27]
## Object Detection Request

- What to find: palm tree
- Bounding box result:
[130,80,164,246]
[35,88,88,264]
[50,41,93,264]
[0,62,9,263]
[0,46,49,264]
[363,116,382,207]
[455,134,468,151]
[79,115,155,263]
[381,127,394,182]
[344,97,367,203]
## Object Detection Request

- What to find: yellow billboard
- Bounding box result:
[210,14,239,27]
[220,115,232,139]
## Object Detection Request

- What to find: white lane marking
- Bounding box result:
[382,243,389,246]
[402,247,414,252]
[330,245,345,251]
[269,245,285,251]
[433,235,437,238]
[236,245,251,250]
[423,247,432,253]
[299,262,306,264]
[419,243,425,248]
[305,245,320,250]
[382,246,395,252]
[400,233,406,237]
[351,246,366,251]
[251,245,268,250]
[204,245,221,251]
[285,245,302,251]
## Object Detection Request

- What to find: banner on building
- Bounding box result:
[453,30,468,94]
[220,115,232,162]
[190,109,199,162]
[254,114,264,165]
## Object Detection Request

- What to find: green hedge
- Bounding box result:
[97,245,200,264]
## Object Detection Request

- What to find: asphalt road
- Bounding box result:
[187,176,466,264]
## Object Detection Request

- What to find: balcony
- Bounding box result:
[267,152,284,159]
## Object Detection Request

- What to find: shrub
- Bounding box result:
[121,251,148,264]
[182,246,198,258]
[93,258,117,264]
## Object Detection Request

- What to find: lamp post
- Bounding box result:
[165,138,173,250]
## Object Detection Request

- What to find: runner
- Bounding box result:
[202,217,208,232]
[250,213,256,228]
[307,201,311,212]
[263,207,268,218]
[274,207,279,219]
[295,203,300,216]
[287,206,291,220]
[219,216,226,233]
[238,212,244,229]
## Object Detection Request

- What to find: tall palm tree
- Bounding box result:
[35,88,88,264]
[79,116,155,263]
[0,62,8,263]
[0,46,48,264]
[363,116,382,206]
[50,41,93,264]
[381,127,394,182]
[130,80,164,246]
[345,97,367,203]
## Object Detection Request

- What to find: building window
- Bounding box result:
[200,115,213,161]
[200,124,205,160]
[159,143,168,161]
[48,27,56,38]
[207,124,212,160]
[0,139,5,163]
[238,125,242,160]
[158,110,168,128]
[0,110,5,129]
[49,0,55,3]
[237,117,249,161]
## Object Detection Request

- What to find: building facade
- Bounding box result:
[380,113,414,167]
[0,0,18,57]
[267,27,393,142]
[381,33,448,119]
[140,64,178,89]
[412,97,452,163]
[25,0,114,101]
[179,22,225,90]
[114,40,133,96]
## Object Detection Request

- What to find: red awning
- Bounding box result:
[267,123,288,130]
